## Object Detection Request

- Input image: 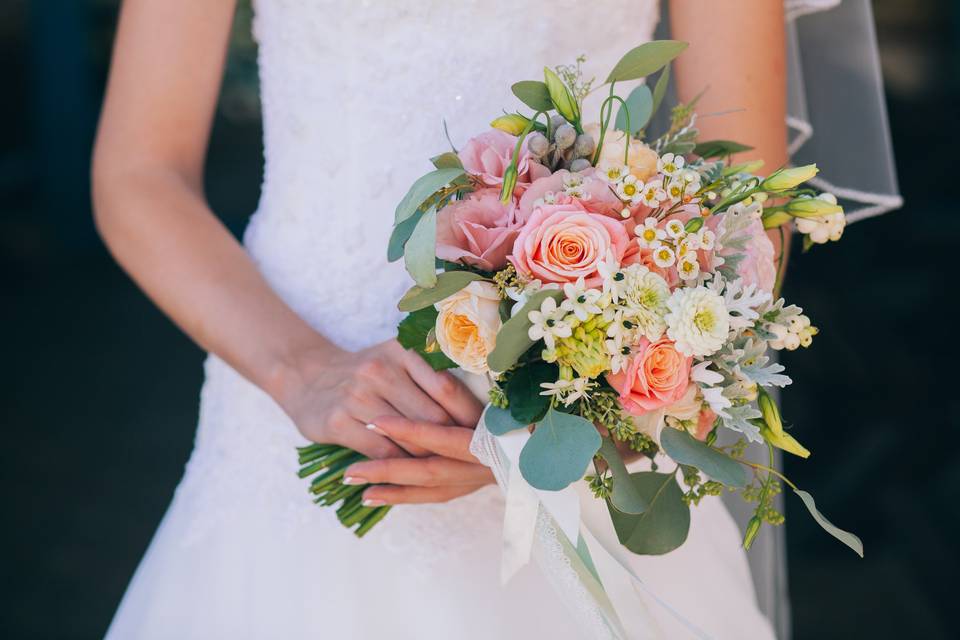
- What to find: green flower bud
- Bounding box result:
[743,516,762,550]
[544,67,580,124]
[499,164,518,203]
[762,211,793,230]
[490,114,530,136]
[761,164,819,191]
[757,388,783,436]
[785,196,844,218]
[684,217,704,233]
[761,424,811,459]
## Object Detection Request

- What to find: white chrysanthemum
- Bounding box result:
[622,265,670,339]
[665,287,730,357]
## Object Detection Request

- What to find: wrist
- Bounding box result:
[260,333,342,411]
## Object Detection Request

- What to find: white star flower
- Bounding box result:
[664,218,686,239]
[677,253,701,281]
[527,296,572,350]
[561,277,603,321]
[615,174,643,204]
[597,252,629,301]
[665,286,730,357]
[606,339,633,374]
[640,180,667,208]
[597,160,629,184]
[697,229,716,251]
[562,173,592,200]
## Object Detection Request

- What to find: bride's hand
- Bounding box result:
[278,340,483,459]
[342,416,495,505]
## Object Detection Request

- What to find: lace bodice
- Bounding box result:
[179,0,657,567]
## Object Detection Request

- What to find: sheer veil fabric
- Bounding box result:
[105,1,896,638]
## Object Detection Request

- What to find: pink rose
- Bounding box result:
[509,200,631,287]
[435,189,518,271]
[606,337,692,416]
[692,406,718,441]
[458,129,549,190]
[517,169,625,223]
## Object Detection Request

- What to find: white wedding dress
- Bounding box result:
[107,1,898,638]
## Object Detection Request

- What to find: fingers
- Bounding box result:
[354,394,432,458]
[343,456,494,487]
[402,350,484,427]
[369,417,479,463]
[380,370,454,428]
[361,483,488,506]
[329,415,407,460]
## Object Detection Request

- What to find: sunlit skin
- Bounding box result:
[92,0,787,507]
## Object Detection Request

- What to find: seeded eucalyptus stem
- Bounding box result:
[296,444,392,537]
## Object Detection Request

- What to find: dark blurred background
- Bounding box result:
[1,1,955,638]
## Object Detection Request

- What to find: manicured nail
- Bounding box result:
[362,498,386,507]
[342,476,367,485]
[366,423,387,436]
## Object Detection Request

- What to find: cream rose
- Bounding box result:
[434,281,502,374]
[584,122,659,181]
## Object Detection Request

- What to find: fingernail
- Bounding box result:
[366,423,387,436]
[362,498,386,507]
[342,476,368,485]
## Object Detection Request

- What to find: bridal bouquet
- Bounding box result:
[298,40,862,559]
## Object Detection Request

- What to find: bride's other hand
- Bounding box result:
[342,416,495,505]
[277,340,484,460]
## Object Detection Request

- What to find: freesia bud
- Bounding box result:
[490,114,531,136]
[761,164,819,191]
[757,388,782,436]
[761,424,811,459]
[762,211,792,230]
[785,197,844,218]
[544,67,580,124]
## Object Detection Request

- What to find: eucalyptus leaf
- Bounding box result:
[650,63,671,122]
[397,270,485,312]
[484,404,528,436]
[505,361,558,423]
[431,152,463,170]
[615,85,653,134]
[387,210,423,262]
[794,489,864,557]
[608,472,690,555]
[511,80,553,112]
[659,427,748,488]
[694,139,754,159]
[394,167,465,225]
[519,409,602,491]
[486,289,564,372]
[403,208,438,288]
[605,40,689,84]
[596,438,647,514]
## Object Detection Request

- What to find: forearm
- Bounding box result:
[92,165,332,403]
[669,0,790,260]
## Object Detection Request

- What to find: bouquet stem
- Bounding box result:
[296,444,391,537]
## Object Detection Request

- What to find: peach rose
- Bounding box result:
[458,129,550,189]
[434,281,502,374]
[517,169,625,222]
[606,337,692,416]
[584,123,660,181]
[509,200,630,287]
[436,189,518,271]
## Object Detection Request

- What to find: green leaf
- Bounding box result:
[484,404,528,436]
[506,361,558,423]
[605,40,689,84]
[431,152,463,170]
[615,85,653,134]
[694,139,754,159]
[396,307,457,370]
[519,408,602,491]
[511,80,553,112]
[596,438,647,514]
[650,63,671,122]
[608,472,690,555]
[394,167,465,225]
[397,270,486,312]
[794,489,864,558]
[387,210,422,262]
[659,427,748,488]
[486,289,564,372]
[403,208,438,288]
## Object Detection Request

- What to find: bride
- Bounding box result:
[94,1,894,638]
